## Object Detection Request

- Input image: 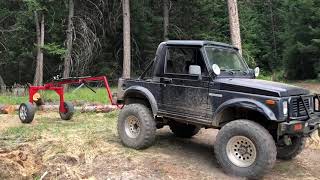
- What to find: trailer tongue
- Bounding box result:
[18,76,121,123]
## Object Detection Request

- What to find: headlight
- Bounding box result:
[283,101,288,116]
[315,98,319,111]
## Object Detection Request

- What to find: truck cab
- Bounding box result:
[116,40,320,178]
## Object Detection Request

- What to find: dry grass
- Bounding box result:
[0,112,232,179]
[0,111,134,179]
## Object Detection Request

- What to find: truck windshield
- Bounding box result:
[205,47,248,72]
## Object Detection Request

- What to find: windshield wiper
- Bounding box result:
[220,69,238,75]
[221,69,248,75]
[221,69,241,71]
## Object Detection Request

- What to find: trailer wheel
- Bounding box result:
[214,120,276,178]
[19,102,35,123]
[118,103,156,149]
[59,102,74,120]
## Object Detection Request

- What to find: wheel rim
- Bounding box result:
[124,115,141,138]
[19,105,27,120]
[226,136,257,167]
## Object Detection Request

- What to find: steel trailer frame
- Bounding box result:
[28,76,119,114]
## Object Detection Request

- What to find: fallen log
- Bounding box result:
[35,104,117,113]
[80,105,117,113]
[0,105,17,114]
[0,104,118,114]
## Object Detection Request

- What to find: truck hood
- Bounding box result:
[215,78,309,97]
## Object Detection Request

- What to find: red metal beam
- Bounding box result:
[28,76,121,113]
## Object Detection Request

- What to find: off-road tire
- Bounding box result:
[117,103,156,149]
[59,102,74,120]
[214,120,277,178]
[19,102,36,123]
[277,136,306,160]
[169,121,200,138]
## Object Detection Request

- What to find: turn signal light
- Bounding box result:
[293,123,303,131]
[265,100,276,105]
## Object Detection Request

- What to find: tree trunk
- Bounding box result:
[268,0,278,81]
[227,0,242,54]
[0,75,6,93]
[63,0,75,90]
[163,0,169,41]
[122,0,131,79]
[33,11,44,86]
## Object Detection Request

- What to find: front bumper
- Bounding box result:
[279,112,320,136]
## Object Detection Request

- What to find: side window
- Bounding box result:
[166,47,193,74]
[165,47,208,75]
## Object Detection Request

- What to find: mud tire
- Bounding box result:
[118,103,156,149]
[214,120,277,178]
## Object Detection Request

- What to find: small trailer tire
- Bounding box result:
[59,102,74,120]
[19,102,36,123]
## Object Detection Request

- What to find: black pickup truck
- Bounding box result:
[116,40,320,178]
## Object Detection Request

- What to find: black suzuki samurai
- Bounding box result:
[116,40,320,178]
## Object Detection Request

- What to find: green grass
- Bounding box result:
[257,74,273,81]
[0,96,28,105]
[257,71,286,82]
[0,87,116,105]
[258,70,320,83]
[0,111,119,145]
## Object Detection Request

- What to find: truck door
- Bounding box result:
[159,46,211,124]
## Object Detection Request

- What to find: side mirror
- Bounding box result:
[254,67,260,77]
[189,65,201,76]
[212,64,221,76]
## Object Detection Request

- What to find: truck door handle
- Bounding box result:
[162,78,172,84]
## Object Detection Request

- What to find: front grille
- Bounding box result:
[290,96,313,117]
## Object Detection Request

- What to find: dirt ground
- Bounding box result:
[293,81,320,93]
[1,82,320,180]
[0,112,320,180]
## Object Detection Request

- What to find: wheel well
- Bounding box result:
[218,107,278,140]
[124,92,152,111]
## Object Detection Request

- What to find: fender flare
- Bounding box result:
[123,86,158,116]
[214,98,277,123]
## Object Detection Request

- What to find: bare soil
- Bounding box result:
[0,114,23,131]
[293,81,320,93]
